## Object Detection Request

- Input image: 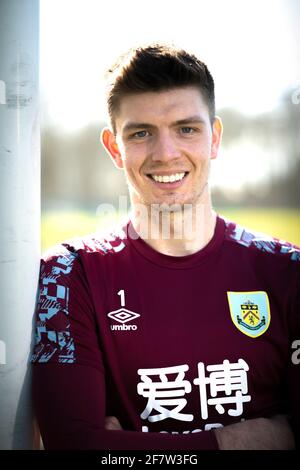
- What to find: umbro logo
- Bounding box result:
[108,308,140,330]
[107,290,140,331]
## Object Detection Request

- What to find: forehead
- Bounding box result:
[115,87,209,132]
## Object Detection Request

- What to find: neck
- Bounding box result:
[130,195,217,257]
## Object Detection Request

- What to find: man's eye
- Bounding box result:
[181,127,195,134]
[132,130,149,138]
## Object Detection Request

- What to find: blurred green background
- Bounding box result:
[41,99,300,251]
[40,0,300,251]
[41,95,300,252]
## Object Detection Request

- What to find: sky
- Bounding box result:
[40,0,300,190]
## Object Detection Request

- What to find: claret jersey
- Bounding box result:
[31,214,300,449]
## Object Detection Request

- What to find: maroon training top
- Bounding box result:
[31,214,300,449]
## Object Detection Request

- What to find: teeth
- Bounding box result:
[151,172,185,183]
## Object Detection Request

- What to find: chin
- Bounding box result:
[134,190,198,209]
[149,199,191,211]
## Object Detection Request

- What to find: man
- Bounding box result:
[31,44,299,450]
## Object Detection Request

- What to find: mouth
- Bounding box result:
[146,171,189,189]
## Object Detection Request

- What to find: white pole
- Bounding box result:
[0,0,40,449]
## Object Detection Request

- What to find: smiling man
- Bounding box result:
[102,85,221,256]
[31,44,299,450]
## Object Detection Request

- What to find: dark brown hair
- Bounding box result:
[105,43,215,134]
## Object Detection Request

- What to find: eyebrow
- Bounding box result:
[122,115,206,134]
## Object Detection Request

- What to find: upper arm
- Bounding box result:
[31,247,103,369]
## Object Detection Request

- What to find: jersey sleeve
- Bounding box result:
[31,247,218,450]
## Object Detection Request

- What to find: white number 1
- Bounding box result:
[118,289,125,307]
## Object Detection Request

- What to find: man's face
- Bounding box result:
[102,86,222,209]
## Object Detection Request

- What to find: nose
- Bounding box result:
[151,131,181,162]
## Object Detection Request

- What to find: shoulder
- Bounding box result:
[41,224,129,266]
[222,216,300,263]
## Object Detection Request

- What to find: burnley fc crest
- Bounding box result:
[227,291,271,338]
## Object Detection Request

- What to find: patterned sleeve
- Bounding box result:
[31,245,102,369]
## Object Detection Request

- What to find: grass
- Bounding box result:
[41,208,300,251]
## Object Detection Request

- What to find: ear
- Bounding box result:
[210,116,223,160]
[100,127,124,169]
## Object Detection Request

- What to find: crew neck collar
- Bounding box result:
[125,214,225,269]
